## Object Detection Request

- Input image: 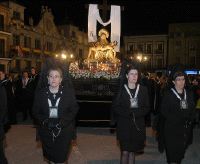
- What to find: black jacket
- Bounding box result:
[32,86,79,140]
[0,85,7,138]
[160,88,195,162]
[113,84,150,151]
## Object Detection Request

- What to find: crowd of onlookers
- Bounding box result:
[0,67,39,126]
[0,68,200,127]
[1,66,200,164]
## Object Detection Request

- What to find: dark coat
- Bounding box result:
[15,78,34,99]
[32,86,79,162]
[0,85,7,139]
[113,85,150,152]
[160,88,195,163]
[15,78,34,111]
[1,79,16,125]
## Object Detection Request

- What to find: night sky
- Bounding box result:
[12,0,200,35]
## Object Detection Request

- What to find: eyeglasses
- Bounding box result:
[175,78,185,81]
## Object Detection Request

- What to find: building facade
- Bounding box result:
[58,24,88,66]
[0,1,63,73]
[124,35,168,70]
[0,2,12,72]
[168,23,200,69]
[2,1,200,73]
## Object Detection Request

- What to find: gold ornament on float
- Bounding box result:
[86,28,120,71]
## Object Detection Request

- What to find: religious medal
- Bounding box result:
[48,97,60,118]
[49,107,58,118]
[180,99,188,109]
[130,98,138,108]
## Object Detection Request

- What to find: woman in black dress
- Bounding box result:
[112,64,150,164]
[160,71,195,164]
[32,59,79,164]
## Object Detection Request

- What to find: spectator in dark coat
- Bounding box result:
[0,71,16,125]
[0,83,8,164]
[15,70,34,121]
[112,64,150,164]
[160,71,195,164]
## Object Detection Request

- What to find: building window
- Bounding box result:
[0,64,5,72]
[127,43,136,54]
[175,56,180,63]
[169,32,174,38]
[155,42,164,54]
[128,44,133,54]
[0,39,5,58]
[0,14,4,31]
[157,58,163,68]
[175,32,181,37]
[146,43,152,54]
[36,62,41,71]
[46,42,53,51]
[24,36,31,48]
[13,11,20,20]
[35,39,41,49]
[13,34,20,46]
[137,44,144,52]
[189,44,196,51]
[189,56,195,66]
[26,61,31,70]
[16,60,20,71]
[175,41,182,49]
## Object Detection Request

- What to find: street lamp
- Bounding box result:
[136,55,143,62]
[134,53,148,71]
[55,50,74,62]
[61,53,67,60]
[136,54,148,63]
[143,56,148,61]
[70,54,74,60]
[54,50,75,71]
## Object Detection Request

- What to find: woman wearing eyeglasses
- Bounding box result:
[32,59,79,164]
[160,71,195,164]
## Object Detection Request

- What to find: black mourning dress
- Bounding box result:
[113,84,150,152]
[160,88,195,163]
[32,86,79,163]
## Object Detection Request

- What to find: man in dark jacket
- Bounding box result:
[0,71,16,125]
[0,83,8,164]
[15,70,34,120]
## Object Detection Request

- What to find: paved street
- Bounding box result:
[4,125,200,164]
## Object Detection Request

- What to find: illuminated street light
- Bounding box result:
[136,54,148,63]
[61,53,67,59]
[136,55,142,62]
[143,56,148,61]
[70,54,74,59]
[54,50,74,63]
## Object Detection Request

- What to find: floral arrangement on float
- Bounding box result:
[69,62,120,80]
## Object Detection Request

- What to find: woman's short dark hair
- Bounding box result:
[124,64,141,83]
[172,71,186,81]
[125,64,140,75]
